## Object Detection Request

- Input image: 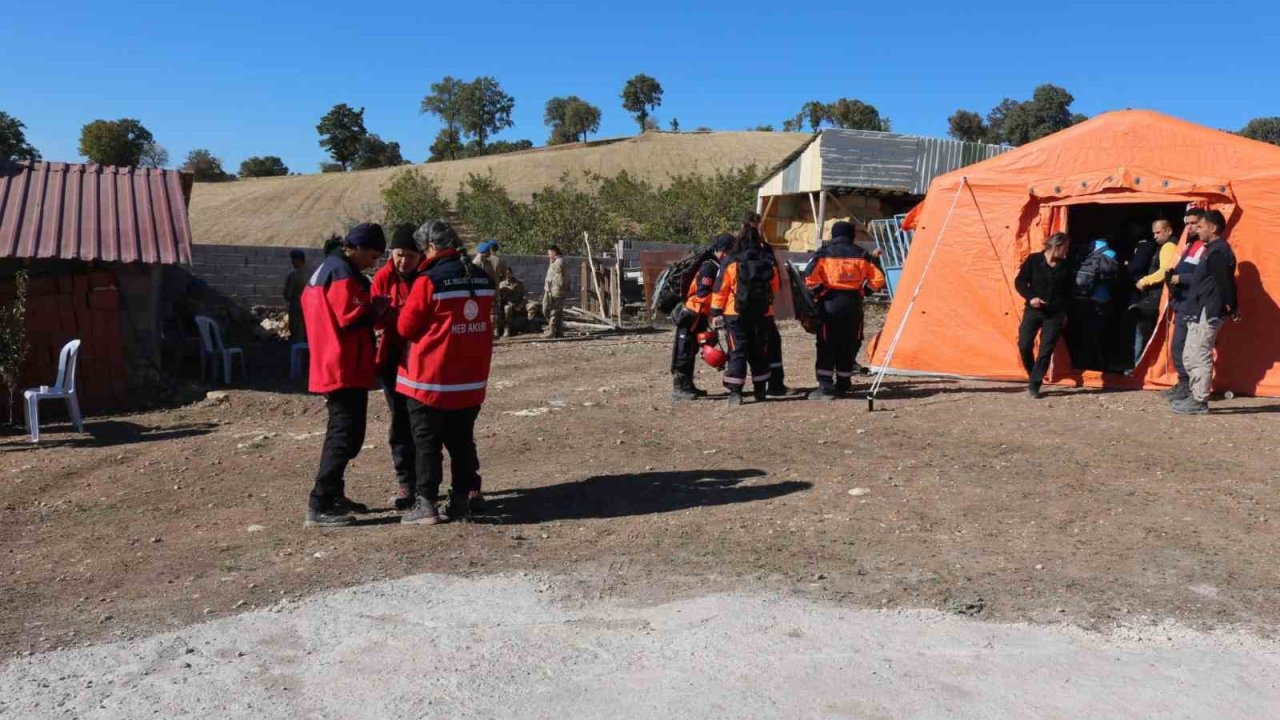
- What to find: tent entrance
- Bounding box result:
[1062,201,1186,374]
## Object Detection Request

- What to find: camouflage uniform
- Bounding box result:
[543,256,568,338]
[500,276,528,336]
[473,252,511,338]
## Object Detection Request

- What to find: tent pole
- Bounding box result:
[815,189,827,251]
[867,178,969,412]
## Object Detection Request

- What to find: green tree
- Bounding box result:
[621,74,663,133]
[827,98,890,131]
[481,139,534,155]
[420,76,467,161]
[960,85,1085,146]
[801,101,828,133]
[751,124,775,132]
[0,271,29,425]
[316,103,368,170]
[351,134,406,170]
[457,77,515,151]
[455,172,534,248]
[0,112,39,162]
[181,149,233,182]
[381,169,451,228]
[947,110,988,142]
[669,118,680,132]
[320,162,345,173]
[545,96,602,145]
[78,118,153,166]
[239,155,289,177]
[781,114,803,132]
[1240,117,1280,145]
[139,142,169,168]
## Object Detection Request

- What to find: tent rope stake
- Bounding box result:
[868,178,969,412]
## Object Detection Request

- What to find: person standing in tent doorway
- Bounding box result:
[1130,219,1180,365]
[803,221,885,400]
[711,234,780,405]
[1165,207,1207,402]
[1170,210,1238,415]
[543,245,568,338]
[740,211,790,396]
[1015,232,1073,398]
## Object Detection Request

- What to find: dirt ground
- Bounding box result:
[4,317,1280,657]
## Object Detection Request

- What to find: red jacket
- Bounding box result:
[396,249,496,409]
[302,253,379,393]
[371,262,418,371]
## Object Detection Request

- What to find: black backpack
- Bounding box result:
[651,246,714,317]
[734,249,775,316]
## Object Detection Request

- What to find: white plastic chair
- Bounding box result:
[24,339,84,443]
[195,315,247,384]
[289,342,309,380]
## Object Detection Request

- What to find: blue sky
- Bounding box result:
[5,0,1277,174]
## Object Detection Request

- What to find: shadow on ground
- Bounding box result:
[475,469,808,525]
[0,420,217,451]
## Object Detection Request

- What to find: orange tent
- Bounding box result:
[868,110,1280,397]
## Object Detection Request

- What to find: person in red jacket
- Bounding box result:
[396,220,496,525]
[302,223,389,528]
[372,224,423,509]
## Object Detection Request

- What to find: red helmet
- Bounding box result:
[696,330,719,347]
[700,343,727,370]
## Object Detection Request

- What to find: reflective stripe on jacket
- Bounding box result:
[396,249,496,410]
[301,254,379,393]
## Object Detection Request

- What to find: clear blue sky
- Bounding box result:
[5,0,1277,174]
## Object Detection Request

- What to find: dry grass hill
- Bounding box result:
[189,131,810,247]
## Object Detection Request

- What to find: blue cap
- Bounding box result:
[476,240,491,253]
[345,223,386,252]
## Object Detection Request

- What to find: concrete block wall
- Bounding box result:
[189,244,585,308]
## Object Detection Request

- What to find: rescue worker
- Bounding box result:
[804,221,886,400]
[543,244,569,338]
[371,224,423,510]
[473,240,511,338]
[740,212,789,395]
[301,223,389,528]
[672,234,734,400]
[500,273,528,336]
[1170,210,1237,414]
[283,249,309,343]
[1165,207,1206,402]
[1015,232,1073,398]
[711,235,780,405]
[397,220,496,524]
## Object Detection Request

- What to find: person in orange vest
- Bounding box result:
[371,223,423,509]
[301,223,389,528]
[711,236,780,405]
[671,233,734,400]
[396,220,496,524]
[804,221,886,400]
[740,211,790,396]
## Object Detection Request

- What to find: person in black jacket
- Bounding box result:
[1015,232,1074,398]
[1170,210,1238,414]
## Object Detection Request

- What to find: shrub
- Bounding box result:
[381,169,451,229]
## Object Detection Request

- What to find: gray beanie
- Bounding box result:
[413,219,460,249]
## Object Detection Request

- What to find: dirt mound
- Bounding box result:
[189,131,809,247]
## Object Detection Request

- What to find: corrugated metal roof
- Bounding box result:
[0,161,194,264]
[758,129,1009,197]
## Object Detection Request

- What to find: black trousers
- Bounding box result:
[1170,311,1190,382]
[723,316,771,392]
[764,317,785,385]
[379,366,416,492]
[815,293,863,392]
[1018,307,1067,386]
[309,388,369,511]
[406,399,482,501]
[670,310,706,377]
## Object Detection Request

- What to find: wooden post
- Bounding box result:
[582,232,610,324]
[815,188,828,251]
[760,195,777,246]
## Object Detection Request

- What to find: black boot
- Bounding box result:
[1165,380,1190,402]
[444,490,472,524]
[766,376,789,396]
[672,374,698,401]
[753,385,768,402]
[726,390,743,406]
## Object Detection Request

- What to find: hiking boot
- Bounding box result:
[468,490,486,512]
[1164,380,1190,402]
[1172,397,1209,415]
[304,507,354,528]
[807,388,836,402]
[332,496,369,514]
[672,375,698,401]
[443,492,472,524]
[726,391,743,406]
[1028,382,1042,399]
[766,380,789,396]
[401,496,445,525]
[753,386,768,402]
[391,486,415,512]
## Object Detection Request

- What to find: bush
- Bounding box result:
[455,173,534,250]
[381,169,451,229]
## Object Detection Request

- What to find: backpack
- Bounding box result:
[734,249,775,317]
[1075,249,1119,297]
[786,262,820,332]
[651,246,714,317]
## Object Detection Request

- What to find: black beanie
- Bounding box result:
[346,223,386,252]
[831,221,855,240]
[711,233,735,252]
[389,223,419,252]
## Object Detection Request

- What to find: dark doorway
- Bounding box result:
[1064,202,1186,374]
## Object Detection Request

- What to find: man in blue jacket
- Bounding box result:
[1171,210,1237,415]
